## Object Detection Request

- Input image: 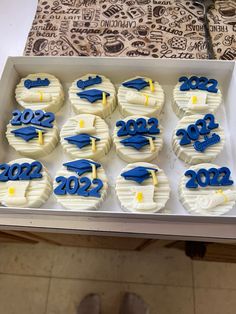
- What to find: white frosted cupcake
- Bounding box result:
[60,114,111,160]
[113,115,163,163]
[15,73,64,113]
[6,109,59,158]
[53,159,108,210]
[118,76,165,117]
[0,158,52,208]
[116,162,170,213]
[172,113,225,164]
[173,76,222,118]
[69,74,116,118]
[179,163,236,215]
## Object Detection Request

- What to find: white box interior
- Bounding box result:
[0,57,235,217]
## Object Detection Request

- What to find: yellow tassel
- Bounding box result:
[148,137,155,152]
[79,119,85,128]
[8,187,15,196]
[91,138,96,152]
[142,94,149,106]
[136,192,143,203]
[150,170,158,186]
[149,79,154,92]
[102,92,106,106]
[216,189,228,203]
[92,164,97,179]
[37,130,44,145]
[38,91,43,102]
[191,95,198,104]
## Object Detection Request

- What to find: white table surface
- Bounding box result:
[0,0,37,76]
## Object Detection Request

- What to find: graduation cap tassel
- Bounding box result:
[92,164,97,179]
[149,170,158,186]
[102,92,107,106]
[91,138,96,152]
[148,137,155,152]
[37,130,44,145]
[149,79,154,92]
[142,94,149,106]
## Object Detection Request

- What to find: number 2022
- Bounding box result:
[11,109,55,128]
[54,176,103,198]
[185,167,233,189]
[176,114,219,146]
[179,76,218,93]
[116,118,160,137]
[0,161,42,182]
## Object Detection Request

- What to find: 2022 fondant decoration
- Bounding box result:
[6,109,59,158]
[173,75,222,118]
[53,159,108,210]
[60,114,111,160]
[116,162,170,213]
[179,163,236,215]
[15,73,64,113]
[0,158,52,208]
[113,116,163,163]
[118,76,165,117]
[172,114,225,164]
[69,74,116,118]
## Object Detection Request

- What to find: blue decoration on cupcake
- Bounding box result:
[63,159,101,176]
[11,126,46,142]
[120,135,155,150]
[121,166,157,184]
[77,89,110,103]
[24,78,50,89]
[122,78,149,91]
[193,133,221,152]
[64,134,100,149]
[77,75,102,90]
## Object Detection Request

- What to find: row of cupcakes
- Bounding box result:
[0,158,235,216]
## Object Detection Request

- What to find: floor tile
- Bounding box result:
[0,274,49,314]
[52,247,192,287]
[193,260,236,289]
[195,288,236,314]
[46,278,194,314]
[0,242,56,276]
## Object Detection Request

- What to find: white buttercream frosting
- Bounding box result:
[179,163,236,215]
[116,162,170,213]
[15,73,64,113]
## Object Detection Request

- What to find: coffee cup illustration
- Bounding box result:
[104,35,125,55]
[134,25,149,37]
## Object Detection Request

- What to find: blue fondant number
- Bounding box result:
[0,162,43,182]
[179,76,218,93]
[177,114,218,145]
[10,109,55,128]
[117,118,160,137]
[185,167,234,189]
[54,176,104,198]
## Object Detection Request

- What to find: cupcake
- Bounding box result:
[69,74,116,118]
[113,115,163,163]
[60,114,111,160]
[6,109,59,158]
[15,73,64,113]
[173,75,222,118]
[179,163,236,215]
[117,76,165,117]
[0,158,52,208]
[172,113,225,164]
[53,159,108,210]
[116,162,170,213]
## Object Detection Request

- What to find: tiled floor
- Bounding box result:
[0,242,235,314]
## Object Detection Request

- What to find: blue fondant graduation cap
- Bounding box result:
[77,75,102,90]
[121,166,157,184]
[120,135,155,150]
[77,89,110,103]
[64,134,100,149]
[63,159,101,175]
[11,126,45,142]
[122,78,149,91]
